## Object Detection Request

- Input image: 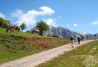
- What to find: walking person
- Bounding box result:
[70,36,74,48]
[77,36,81,44]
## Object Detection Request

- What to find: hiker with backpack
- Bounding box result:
[70,36,74,48]
[77,36,81,44]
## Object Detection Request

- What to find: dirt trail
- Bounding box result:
[0,40,94,67]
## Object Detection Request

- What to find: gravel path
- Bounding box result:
[0,40,94,67]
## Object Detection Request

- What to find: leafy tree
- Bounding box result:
[20,23,26,31]
[36,20,49,35]
[0,18,10,28]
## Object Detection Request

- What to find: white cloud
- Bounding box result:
[12,9,36,26]
[0,12,5,18]
[43,18,56,27]
[73,24,78,27]
[12,6,55,28]
[39,6,55,15]
[12,9,24,19]
[90,21,98,25]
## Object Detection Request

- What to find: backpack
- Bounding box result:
[70,36,74,40]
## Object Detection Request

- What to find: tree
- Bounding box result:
[20,23,26,31]
[0,18,10,28]
[36,20,49,35]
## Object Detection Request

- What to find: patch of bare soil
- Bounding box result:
[21,38,69,49]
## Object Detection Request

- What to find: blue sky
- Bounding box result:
[0,0,98,34]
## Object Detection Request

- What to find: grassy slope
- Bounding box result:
[37,41,98,67]
[0,28,69,63]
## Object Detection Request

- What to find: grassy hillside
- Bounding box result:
[37,41,98,67]
[0,28,70,63]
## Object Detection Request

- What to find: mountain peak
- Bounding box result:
[80,32,87,35]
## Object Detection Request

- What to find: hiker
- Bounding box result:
[77,36,81,44]
[70,36,74,48]
[81,36,84,41]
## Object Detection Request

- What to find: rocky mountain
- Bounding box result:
[43,26,98,40]
[45,26,83,39]
[80,32,98,39]
[79,32,87,36]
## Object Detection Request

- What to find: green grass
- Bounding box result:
[37,41,98,67]
[0,28,55,39]
[0,28,69,64]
